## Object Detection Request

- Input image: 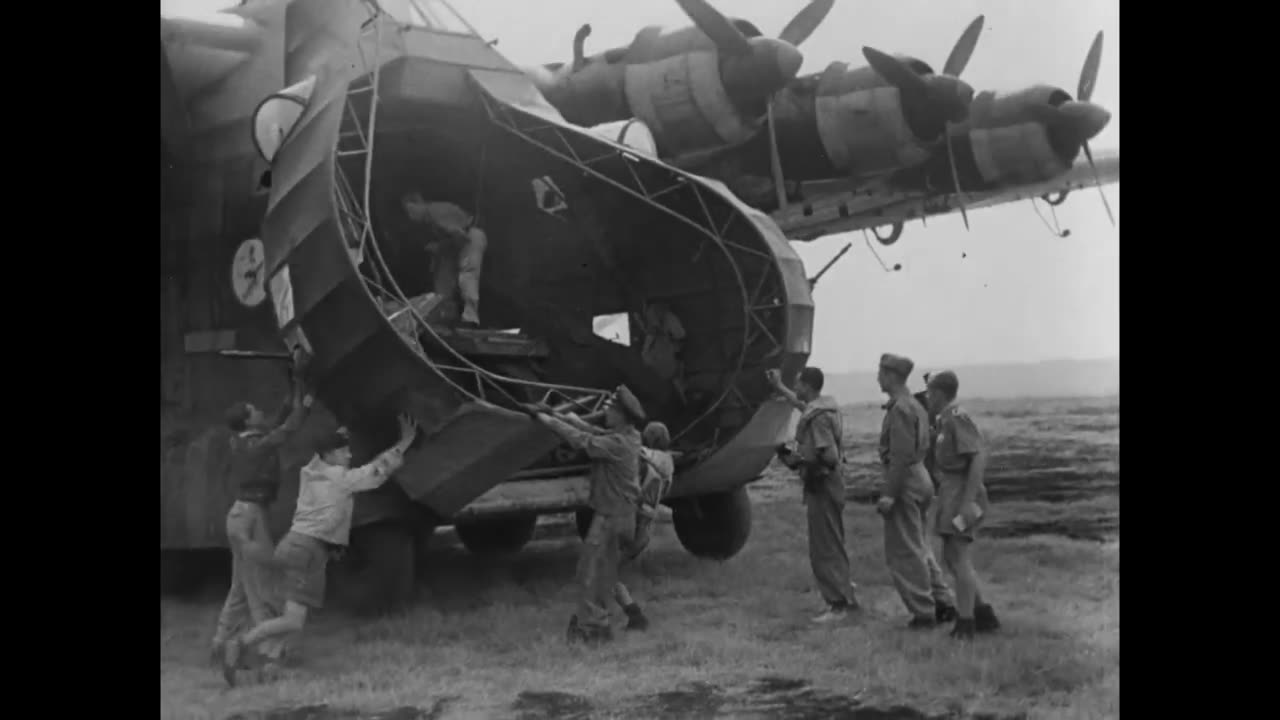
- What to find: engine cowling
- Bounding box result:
[963,86,1074,186]
[623,52,760,158]
[812,61,934,179]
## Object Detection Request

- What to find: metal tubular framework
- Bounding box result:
[474,89,791,445]
[323,1,791,456]
[327,3,615,418]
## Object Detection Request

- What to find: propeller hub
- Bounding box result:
[773,39,804,84]
[926,75,975,124]
[1059,100,1111,141]
[721,37,803,110]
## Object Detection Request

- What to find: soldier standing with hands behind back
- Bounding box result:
[876,354,956,629]
[925,370,1001,639]
[767,367,861,624]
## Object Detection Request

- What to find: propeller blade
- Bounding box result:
[863,47,931,102]
[675,0,752,56]
[1082,142,1116,226]
[1077,31,1103,102]
[778,0,835,47]
[767,99,787,211]
[942,15,984,77]
[945,126,971,231]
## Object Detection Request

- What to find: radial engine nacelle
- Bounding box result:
[526,1,834,159]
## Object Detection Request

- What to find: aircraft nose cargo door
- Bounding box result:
[257,1,620,527]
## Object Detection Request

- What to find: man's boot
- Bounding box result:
[624,604,650,632]
[584,625,615,647]
[950,618,976,640]
[935,603,958,624]
[907,615,938,630]
[975,603,1001,633]
[565,615,583,645]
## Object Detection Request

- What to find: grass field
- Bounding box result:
[160,396,1120,720]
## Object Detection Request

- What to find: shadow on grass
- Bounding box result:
[235,676,1032,720]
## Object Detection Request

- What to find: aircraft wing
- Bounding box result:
[771,149,1119,242]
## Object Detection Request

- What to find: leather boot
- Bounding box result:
[935,603,958,624]
[951,618,976,640]
[975,603,1001,633]
[624,604,650,631]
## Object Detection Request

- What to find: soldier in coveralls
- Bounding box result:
[876,354,956,628]
[925,371,1001,639]
[533,386,646,645]
[611,421,676,632]
[767,367,861,623]
[210,349,314,671]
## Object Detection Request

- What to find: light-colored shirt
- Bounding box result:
[796,395,843,467]
[288,445,406,546]
[878,392,933,501]
[932,401,985,475]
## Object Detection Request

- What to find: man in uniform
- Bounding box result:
[221,414,419,686]
[612,421,676,632]
[401,192,488,328]
[532,387,646,645]
[915,371,955,608]
[210,349,315,670]
[638,302,687,402]
[876,353,956,628]
[925,371,1001,639]
[767,367,861,623]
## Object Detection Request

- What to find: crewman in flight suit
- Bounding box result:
[401,192,488,328]
[767,366,861,623]
[925,370,1001,639]
[532,387,646,645]
[876,353,956,628]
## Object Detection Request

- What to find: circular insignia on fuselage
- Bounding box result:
[231,237,267,308]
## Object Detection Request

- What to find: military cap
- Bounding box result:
[879,353,915,378]
[612,385,647,424]
[927,370,959,396]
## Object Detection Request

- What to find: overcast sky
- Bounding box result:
[163,0,1120,373]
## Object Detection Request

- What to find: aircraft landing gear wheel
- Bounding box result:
[455,514,539,555]
[328,521,416,616]
[574,508,594,541]
[672,485,753,560]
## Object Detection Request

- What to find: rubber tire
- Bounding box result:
[327,521,416,616]
[455,514,539,555]
[574,508,594,541]
[672,485,753,560]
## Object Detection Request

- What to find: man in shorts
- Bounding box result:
[925,370,1000,639]
[221,414,419,686]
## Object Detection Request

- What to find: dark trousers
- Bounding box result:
[805,473,857,608]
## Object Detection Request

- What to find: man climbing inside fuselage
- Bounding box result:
[401,191,487,329]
